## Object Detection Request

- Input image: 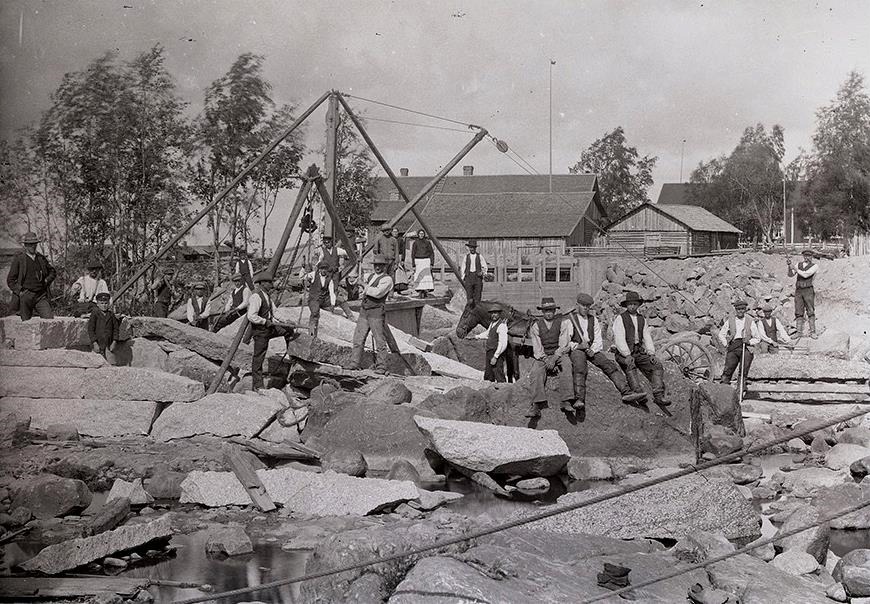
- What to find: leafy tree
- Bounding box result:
[569,126,657,219]
[328,112,376,235]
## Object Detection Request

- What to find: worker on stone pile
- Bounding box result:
[568,292,647,411]
[304,260,337,338]
[148,267,176,318]
[212,272,250,332]
[755,302,791,354]
[787,250,819,339]
[612,291,670,409]
[459,239,488,310]
[468,303,509,382]
[70,259,109,316]
[315,234,346,285]
[526,297,577,419]
[7,231,56,321]
[247,273,296,391]
[87,292,118,358]
[347,254,393,373]
[185,282,212,330]
[717,299,761,386]
[374,226,400,281]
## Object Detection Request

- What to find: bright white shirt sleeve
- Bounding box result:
[328,279,337,306]
[612,317,631,357]
[748,320,761,346]
[494,322,508,358]
[756,320,775,344]
[364,275,393,299]
[202,297,214,319]
[642,321,655,354]
[591,319,603,354]
[559,318,573,351]
[530,322,544,359]
[247,292,267,325]
[186,299,196,324]
[776,318,792,344]
[796,263,818,278]
[479,255,489,273]
[459,255,467,279]
[718,321,730,347]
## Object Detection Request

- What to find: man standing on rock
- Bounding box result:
[612,291,670,410]
[527,297,576,418]
[567,293,647,410]
[469,304,509,382]
[755,302,792,354]
[149,267,176,318]
[348,254,393,373]
[787,250,819,339]
[212,272,250,333]
[459,239,487,310]
[305,261,338,338]
[7,232,56,321]
[718,299,761,386]
[247,273,296,391]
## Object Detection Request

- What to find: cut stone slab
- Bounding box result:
[83,367,203,402]
[527,474,761,542]
[414,416,570,476]
[0,366,86,398]
[806,330,851,360]
[108,337,167,371]
[150,391,285,441]
[165,348,223,386]
[0,397,158,437]
[749,356,870,381]
[128,317,248,367]
[106,479,153,506]
[179,471,252,507]
[0,349,106,368]
[20,514,173,575]
[0,316,89,350]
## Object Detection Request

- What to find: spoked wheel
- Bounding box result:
[660,337,716,383]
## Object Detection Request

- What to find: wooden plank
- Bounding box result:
[742,411,771,421]
[0,577,148,598]
[748,382,870,394]
[750,392,870,403]
[408,336,433,352]
[224,446,276,513]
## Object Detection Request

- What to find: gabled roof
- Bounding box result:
[657,183,706,205]
[609,202,742,234]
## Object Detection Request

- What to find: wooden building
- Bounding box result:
[606,202,741,255]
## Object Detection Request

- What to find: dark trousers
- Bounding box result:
[529,354,574,404]
[464,274,483,308]
[307,297,333,338]
[616,349,665,403]
[483,348,506,383]
[350,306,389,369]
[570,349,631,403]
[18,289,54,321]
[212,309,243,333]
[757,341,778,354]
[153,301,170,318]
[190,318,209,330]
[251,324,295,390]
[721,339,754,384]
[795,287,815,319]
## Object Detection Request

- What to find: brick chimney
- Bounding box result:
[399,168,409,176]
[463,165,474,176]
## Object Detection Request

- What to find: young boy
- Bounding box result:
[87,292,118,357]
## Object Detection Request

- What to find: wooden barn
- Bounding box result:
[606,202,740,256]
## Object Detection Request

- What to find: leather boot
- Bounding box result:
[623,365,648,405]
[609,369,648,404]
[794,317,804,337]
[809,317,817,339]
[307,315,318,338]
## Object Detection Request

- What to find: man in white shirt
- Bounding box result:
[70,259,109,316]
[568,293,648,410]
[348,255,393,373]
[527,297,576,419]
[612,291,669,409]
[305,261,337,338]
[718,299,761,385]
[459,239,488,310]
[247,273,296,390]
[212,272,251,332]
[787,250,819,339]
[469,304,509,382]
[186,282,212,330]
[755,302,792,354]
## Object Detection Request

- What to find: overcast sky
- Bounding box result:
[2,0,869,238]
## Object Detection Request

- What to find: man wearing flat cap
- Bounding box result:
[212,272,251,333]
[755,302,791,354]
[247,272,296,391]
[186,282,213,330]
[718,299,761,385]
[787,250,819,339]
[527,297,576,419]
[459,239,487,309]
[348,254,394,372]
[87,292,118,357]
[7,232,56,320]
[611,291,669,408]
[70,259,109,316]
[567,292,647,410]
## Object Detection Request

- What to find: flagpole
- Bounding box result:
[549,59,555,193]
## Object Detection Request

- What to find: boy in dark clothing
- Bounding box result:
[87,292,118,357]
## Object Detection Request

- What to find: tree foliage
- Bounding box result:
[569,126,657,220]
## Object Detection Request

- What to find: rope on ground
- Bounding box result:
[579,497,870,603]
[172,405,868,604]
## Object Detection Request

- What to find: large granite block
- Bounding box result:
[0,316,89,350]
[0,397,159,436]
[150,391,285,441]
[83,367,204,402]
[0,366,86,398]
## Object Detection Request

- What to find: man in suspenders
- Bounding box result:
[305,261,337,338]
[468,304,509,382]
[348,255,393,372]
[212,272,251,332]
[718,299,761,385]
[787,250,819,339]
[527,297,576,419]
[247,273,296,391]
[186,282,212,330]
[459,239,487,309]
[567,293,648,410]
[612,291,669,409]
[755,302,791,354]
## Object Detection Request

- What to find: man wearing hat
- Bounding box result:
[304,260,338,338]
[186,282,213,330]
[87,292,118,357]
[230,251,255,290]
[315,234,347,283]
[787,250,819,339]
[568,293,648,410]
[70,259,109,316]
[149,267,176,318]
[6,232,56,320]
[374,225,400,280]
[459,239,488,309]
[348,254,394,372]
[717,299,761,385]
[612,291,669,408]
[467,303,509,382]
[755,302,792,354]
[527,297,576,417]
[247,272,296,390]
[212,272,251,332]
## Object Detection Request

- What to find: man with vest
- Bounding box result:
[305,260,337,338]
[149,267,176,318]
[374,226,400,278]
[717,299,761,385]
[231,253,255,290]
[527,297,576,418]
[247,273,296,391]
[468,304,509,382]
[7,232,57,321]
[348,254,394,373]
[212,272,251,332]
[186,282,213,330]
[787,250,819,339]
[70,259,109,316]
[612,291,669,409]
[755,302,792,354]
[459,239,488,310]
[568,293,648,410]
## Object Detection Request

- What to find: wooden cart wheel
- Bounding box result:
[660,336,716,383]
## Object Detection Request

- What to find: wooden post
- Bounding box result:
[322,92,339,240]
[313,177,359,269]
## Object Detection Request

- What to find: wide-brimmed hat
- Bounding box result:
[86,259,103,270]
[95,292,111,302]
[466,239,478,248]
[192,282,207,289]
[253,272,273,284]
[322,233,333,240]
[576,293,594,306]
[372,254,389,265]
[801,249,814,257]
[761,302,775,312]
[231,272,243,281]
[381,225,393,233]
[620,291,645,307]
[537,297,559,311]
[22,232,40,244]
[733,299,748,309]
[317,260,331,270]
[487,303,503,314]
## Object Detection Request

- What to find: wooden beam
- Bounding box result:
[322,92,339,238]
[228,436,320,461]
[0,577,149,598]
[225,446,276,512]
